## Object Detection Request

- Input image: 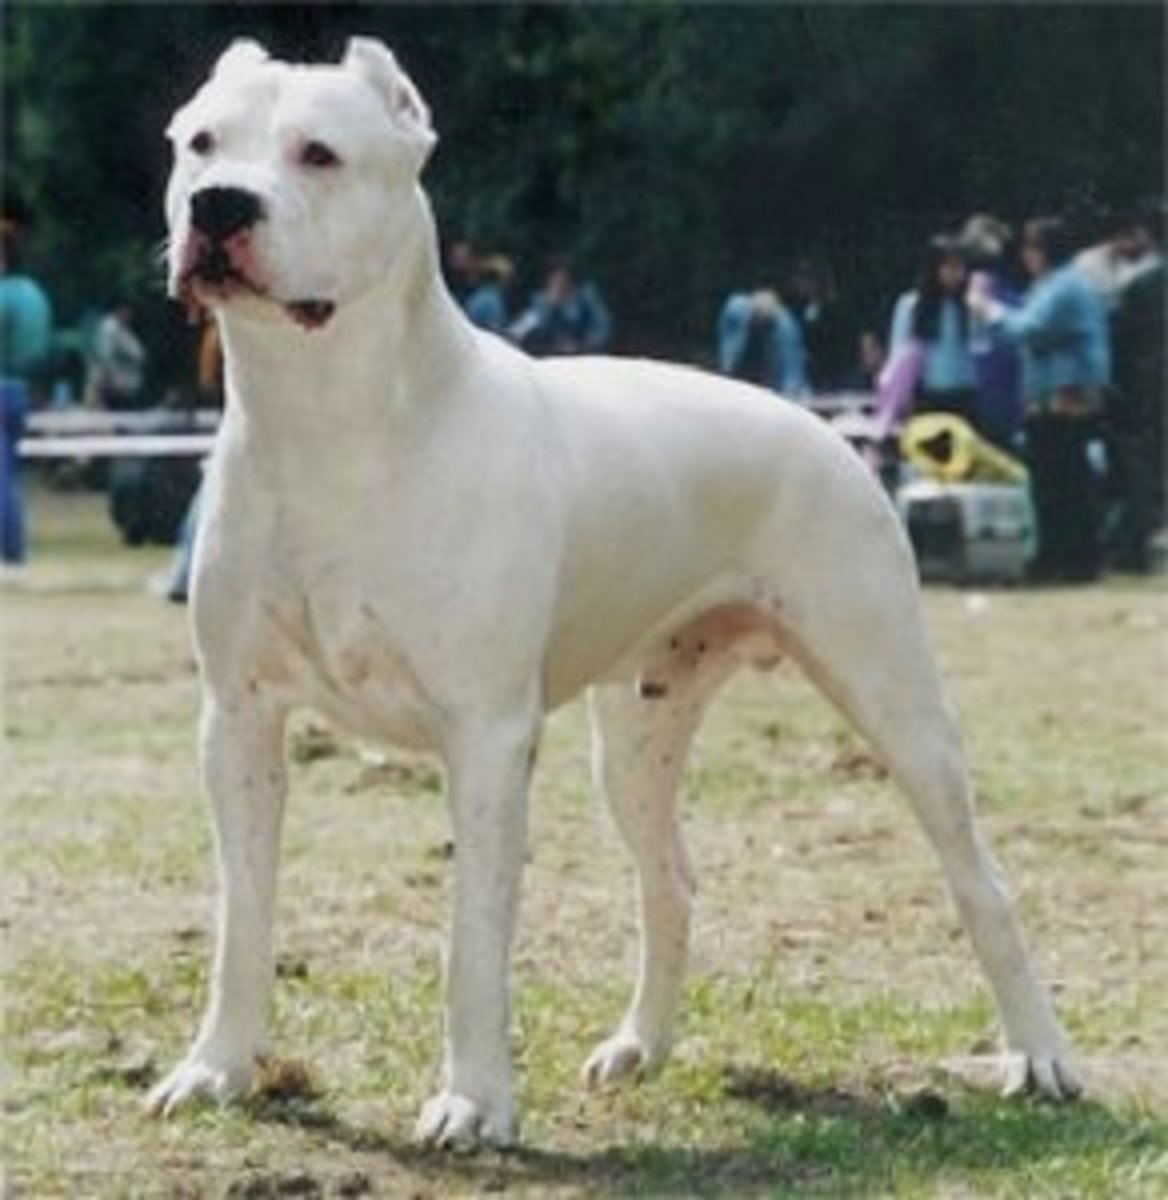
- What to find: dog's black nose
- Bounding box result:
[190,186,264,241]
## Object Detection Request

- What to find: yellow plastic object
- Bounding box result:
[900,413,1027,485]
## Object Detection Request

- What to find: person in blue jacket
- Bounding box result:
[463,255,514,335]
[970,216,1111,581]
[716,289,808,398]
[510,258,612,356]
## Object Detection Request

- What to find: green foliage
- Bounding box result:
[2,3,1162,364]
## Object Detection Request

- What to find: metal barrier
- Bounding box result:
[18,408,220,459]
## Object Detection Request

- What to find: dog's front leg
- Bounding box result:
[149,693,288,1116]
[415,709,539,1151]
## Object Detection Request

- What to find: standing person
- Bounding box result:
[888,235,978,426]
[0,217,53,392]
[444,239,480,305]
[1107,204,1165,573]
[161,319,224,603]
[89,300,147,411]
[960,214,1025,450]
[0,212,53,564]
[510,258,612,356]
[856,329,887,390]
[1,378,28,566]
[716,289,808,397]
[463,255,514,335]
[1076,207,1162,313]
[969,216,1111,582]
[788,257,857,393]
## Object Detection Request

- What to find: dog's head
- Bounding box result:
[165,38,435,329]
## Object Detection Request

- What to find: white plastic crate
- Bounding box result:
[896,480,1034,583]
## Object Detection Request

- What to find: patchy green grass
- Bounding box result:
[4,487,1167,1197]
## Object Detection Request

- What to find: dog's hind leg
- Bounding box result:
[582,617,742,1087]
[777,537,1080,1100]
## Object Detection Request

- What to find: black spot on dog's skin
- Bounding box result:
[638,680,670,700]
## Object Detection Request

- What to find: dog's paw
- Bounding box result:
[414,1089,516,1152]
[145,1050,256,1117]
[1001,1051,1083,1102]
[581,1030,665,1088]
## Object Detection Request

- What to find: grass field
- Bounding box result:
[4,486,1167,1198]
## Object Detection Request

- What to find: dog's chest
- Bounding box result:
[259,586,441,751]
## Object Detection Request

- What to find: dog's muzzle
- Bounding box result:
[176,186,336,330]
[177,185,266,305]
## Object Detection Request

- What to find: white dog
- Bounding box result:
[148,39,1079,1149]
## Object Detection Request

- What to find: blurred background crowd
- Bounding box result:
[2,4,1164,582]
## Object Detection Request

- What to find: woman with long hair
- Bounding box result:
[887,235,979,426]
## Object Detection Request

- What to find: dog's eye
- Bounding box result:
[301,140,341,169]
[189,131,215,156]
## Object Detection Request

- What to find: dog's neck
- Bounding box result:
[215,186,476,451]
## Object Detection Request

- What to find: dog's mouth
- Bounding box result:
[177,244,264,313]
[285,299,337,330]
[191,243,248,290]
[177,250,336,332]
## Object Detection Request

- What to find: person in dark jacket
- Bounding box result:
[970,217,1111,581]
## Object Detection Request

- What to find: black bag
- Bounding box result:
[108,456,200,546]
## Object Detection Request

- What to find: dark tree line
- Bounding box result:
[3,2,1163,382]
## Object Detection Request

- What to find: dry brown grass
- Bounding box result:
[4,487,1167,1196]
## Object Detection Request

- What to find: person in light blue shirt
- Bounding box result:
[970,216,1111,581]
[976,236,1110,409]
[716,289,808,398]
[1,219,53,564]
[0,232,52,386]
[888,235,978,424]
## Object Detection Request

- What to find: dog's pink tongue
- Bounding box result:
[286,300,336,330]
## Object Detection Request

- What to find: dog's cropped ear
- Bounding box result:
[166,40,270,144]
[211,39,271,79]
[343,37,437,166]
